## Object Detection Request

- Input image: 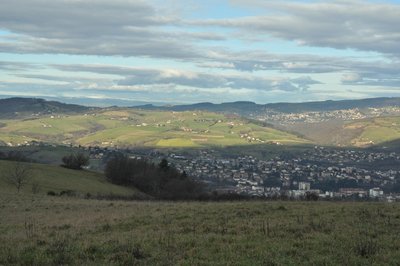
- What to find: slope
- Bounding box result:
[0,109,308,147]
[0,97,92,119]
[0,160,146,198]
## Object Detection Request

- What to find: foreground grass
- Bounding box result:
[1,193,400,265]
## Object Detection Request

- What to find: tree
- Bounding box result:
[105,155,204,200]
[6,162,32,193]
[159,158,169,171]
[62,153,89,170]
[305,191,319,201]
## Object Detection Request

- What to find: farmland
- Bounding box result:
[346,116,400,147]
[283,116,400,147]
[0,109,307,148]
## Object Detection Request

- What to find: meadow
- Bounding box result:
[0,160,144,198]
[1,192,400,265]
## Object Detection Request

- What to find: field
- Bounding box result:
[0,160,144,198]
[283,116,400,148]
[0,109,307,148]
[345,116,400,147]
[1,157,400,265]
[1,192,400,265]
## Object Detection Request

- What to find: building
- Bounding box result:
[299,182,311,191]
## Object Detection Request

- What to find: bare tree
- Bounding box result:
[6,162,32,193]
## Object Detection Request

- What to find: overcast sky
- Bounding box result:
[1,0,400,105]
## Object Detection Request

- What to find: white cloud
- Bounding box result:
[197,0,400,56]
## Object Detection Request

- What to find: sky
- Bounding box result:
[0,0,400,105]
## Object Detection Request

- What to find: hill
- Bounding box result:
[0,108,307,147]
[344,116,400,147]
[0,97,92,119]
[0,160,145,198]
[138,97,400,115]
[283,116,400,147]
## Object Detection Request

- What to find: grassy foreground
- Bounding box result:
[1,193,400,265]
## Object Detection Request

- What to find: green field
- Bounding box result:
[0,160,144,198]
[283,116,400,148]
[346,117,400,146]
[0,109,307,148]
[1,193,399,265]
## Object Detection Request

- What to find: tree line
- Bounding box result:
[105,155,204,200]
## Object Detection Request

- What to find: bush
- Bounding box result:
[47,191,57,196]
[59,190,76,197]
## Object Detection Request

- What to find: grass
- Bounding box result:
[156,138,199,147]
[0,160,143,197]
[1,194,400,265]
[346,116,400,146]
[284,116,400,147]
[0,109,308,148]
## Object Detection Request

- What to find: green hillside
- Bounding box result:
[0,109,307,148]
[283,116,400,147]
[344,116,400,147]
[0,160,145,197]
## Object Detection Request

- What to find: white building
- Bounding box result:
[369,188,384,198]
[299,182,311,191]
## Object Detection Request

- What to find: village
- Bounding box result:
[255,106,400,125]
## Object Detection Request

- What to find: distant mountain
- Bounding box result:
[137,97,400,115]
[2,96,400,119]
[0,97,92,118]
[138,101,261,116]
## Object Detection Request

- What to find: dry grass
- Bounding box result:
[1,192,400,265]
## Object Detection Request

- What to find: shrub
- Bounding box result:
[47,191,57,196]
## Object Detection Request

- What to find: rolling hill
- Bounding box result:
[282,116,400,147]
[0,108,308,148]
[0,97,93,119]
[138,97,400,115]
[2,96,400,148]
[345,116,400,147]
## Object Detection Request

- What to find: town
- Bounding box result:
[85,144,400,202]
[254,106,400,125]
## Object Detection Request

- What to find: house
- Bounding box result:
[369,188,384,198]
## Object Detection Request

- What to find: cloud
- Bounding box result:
[50,63,322,92]
[196,0,400,56]
[0,61,43,71]
[0,0,227,59]
[341,73,362,83]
